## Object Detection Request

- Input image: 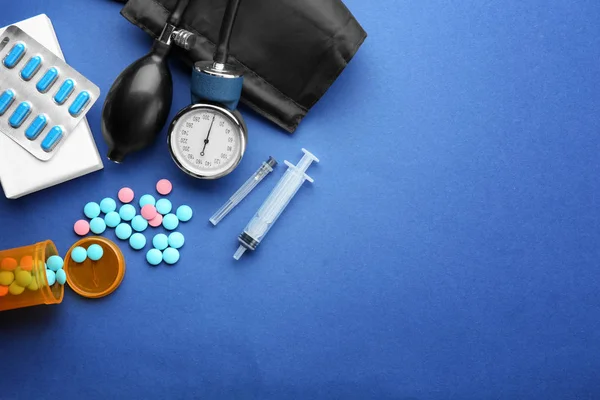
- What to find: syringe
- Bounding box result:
[210,157,278,226]
[234,148,319,260]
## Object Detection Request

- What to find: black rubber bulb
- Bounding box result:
[101,40,173,163]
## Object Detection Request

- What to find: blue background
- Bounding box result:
[1,0,600,399]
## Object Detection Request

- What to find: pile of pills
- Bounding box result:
[73,179,193,266]
[0,253,65,297]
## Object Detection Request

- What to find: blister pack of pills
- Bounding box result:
[0,25,100,161]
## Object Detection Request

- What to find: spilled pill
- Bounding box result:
[84,202,100,218]
[115,223,133,240]
[146,249,162,266]
[168,232,185,249]
[152,234,169,251]
[131,215,148,232]
[148,214,163,227]
[118,187,134,203]
[163,248,180,265]
[74,219,90,236]
[71,247,87,263]
[139,194,156,208]
[119,204,136,221]
[176,205,193,222]
[141,204,157,221]
[156,179,172,195]
[155,198,172,215]
[46,255,64,272]
[162,214,179,231]
[87,244,104,261]
[46,269,56,285]
[90,217,107,234]
[100,197,117,213]
[104,211,121,228]
[55,269,67,285]
[129,233,147,250]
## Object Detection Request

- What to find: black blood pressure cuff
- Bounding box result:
[117,0,367,133]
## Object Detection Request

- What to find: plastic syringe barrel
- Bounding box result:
[210,157,277,226]
[235,149,319,259]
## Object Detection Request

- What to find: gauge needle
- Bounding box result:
[200,115,216,157]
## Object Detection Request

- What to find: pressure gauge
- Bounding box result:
[168,103,247,179]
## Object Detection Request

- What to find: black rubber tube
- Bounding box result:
[168,0,190,26]
[214,0,242,64]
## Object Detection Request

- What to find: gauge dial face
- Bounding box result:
[169,105,244,179]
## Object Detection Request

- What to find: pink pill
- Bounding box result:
[118,187,135,203]
[148,214,163,227]
[74,220,90,236]
[141,204,158,220]
[156,179,172,196]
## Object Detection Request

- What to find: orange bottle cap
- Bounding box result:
[63,237,125,299]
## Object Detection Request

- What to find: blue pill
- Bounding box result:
[162,248,180,265]
[105,211,121,228]
[115,223,133,240]
[146,249,162,266]
[68,91,90,117]
[0,89,15,116]
[46,269,56,285]
[20,55,42,81]
[84,202,101,218]
[25,114,48,140]
[46,255,64,272]
[100,198,117,214]
[71,247,87,263]
[54,79,75,105]
[119,204,136,221]
[9,101,31,128]
[168,232,185,249]
[131,215,148,232]
[41,126,63,152]
[129,233,146,250]
[162,214,179,231]
[176,205,193,222]
[90,217,106,234]
[55,269,67,285]
[36,67,59,93]
[152,234,169,251]
[3,43,26,68]
[155,198,172,215]
[87,244,104,261]
[139,194,156,208]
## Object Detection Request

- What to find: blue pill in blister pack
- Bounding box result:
[54,79,75,105]
[36,67,59,93]
[20,55,42,81]
[9,102,31,128]
[41,126,63,152]
[0,89,15,116]
[3,43,26,68]
[68,91,90,117]
[25,114,48,140]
